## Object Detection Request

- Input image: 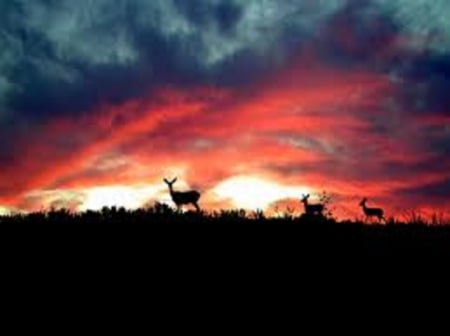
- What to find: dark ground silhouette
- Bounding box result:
[1,204,450,256]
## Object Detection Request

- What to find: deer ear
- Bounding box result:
[172,177,178,183]
[163,178,169,184]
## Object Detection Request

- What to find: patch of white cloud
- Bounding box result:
[0,206,17,216]
[6,0,449,80]
[32,57,81,83]
[179,0,348,67]
[0,30,22,115]
[374,0,450,54]
[3,0,450,75]
[1,1,345,59]
[22,189,86,212]
[212,175,311,210]
[104,0,348,67]
[80,184,165,211]
[279,134,340,155]
[0,76,14,106]
[19,0,138,65]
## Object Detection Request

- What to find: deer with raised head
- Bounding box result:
[163,178,201,212]
[359,198,385,223]
[301,194,324,216]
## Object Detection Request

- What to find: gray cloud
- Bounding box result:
[374,0,450,54]
[0,0,449,126]
[0,0,350,121]
[394,177,450,209]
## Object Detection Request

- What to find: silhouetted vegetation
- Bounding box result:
[1,203,450,255]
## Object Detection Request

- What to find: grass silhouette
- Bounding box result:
[1,203,449,255]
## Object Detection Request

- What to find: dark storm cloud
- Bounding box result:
[394,178,450,208]
[397,56,450,116]
[1,0,450,124]
[173,0,243,33]
[414,179,450,199]
[0,0,353,123]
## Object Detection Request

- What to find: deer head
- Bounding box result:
[163,177,177,187]
[359,198,367,207]
[301,194,310,204]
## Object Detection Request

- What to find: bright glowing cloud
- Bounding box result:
[212,175,311,210]
[80,185,165,211]
[0,206,15,216]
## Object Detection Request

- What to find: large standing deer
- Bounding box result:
[163,178,201,212]
[359,198,385,223]
[301,194,324,216]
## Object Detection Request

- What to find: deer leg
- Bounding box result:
[193,202,200,212]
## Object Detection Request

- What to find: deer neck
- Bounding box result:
[362,204,369,212]
[168,185,175,196]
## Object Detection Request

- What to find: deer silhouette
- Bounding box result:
[301,194,324,216]
[359,198,385,223]
[163,178,201,212]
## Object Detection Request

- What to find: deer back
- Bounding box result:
[172,190,200,204]
[364,206,383,217]
[303,202,324,214]
[309,203,324,211]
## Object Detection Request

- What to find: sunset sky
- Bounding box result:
[0,0,449,219]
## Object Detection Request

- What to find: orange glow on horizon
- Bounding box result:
[212,175,311,211]
[0,59,449,220]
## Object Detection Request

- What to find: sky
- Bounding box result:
[0,0,449,219]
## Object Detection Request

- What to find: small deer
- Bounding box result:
[301,194,324,216]
[163,178,201,212]
[359,198,385,223]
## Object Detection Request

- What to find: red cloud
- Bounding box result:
[1,59,449,219]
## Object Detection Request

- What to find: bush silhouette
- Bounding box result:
[1,202,449,254]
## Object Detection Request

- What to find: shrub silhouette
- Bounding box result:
[1,202,449,254]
